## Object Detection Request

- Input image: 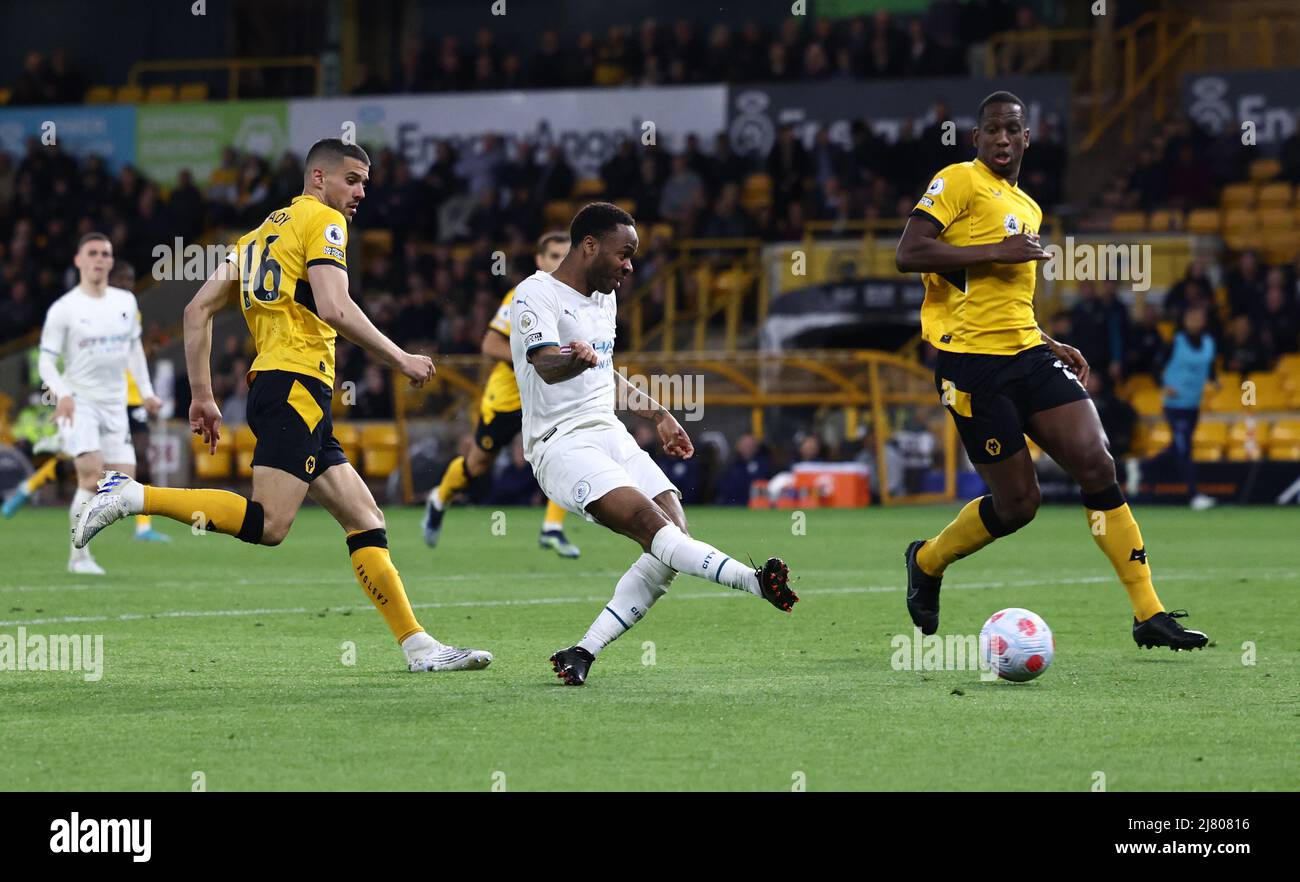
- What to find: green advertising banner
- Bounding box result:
[136,100,289,185]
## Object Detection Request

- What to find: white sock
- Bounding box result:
[69,488,94,556]
[542,520,564,533]
[402,631,438,659]
[578,553,676,657]
[649,524,760,596]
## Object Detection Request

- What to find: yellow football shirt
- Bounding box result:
[232,194,348,385]
[911,158,1043,355]
[481,288,521,415]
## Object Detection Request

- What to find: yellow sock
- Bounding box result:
[25,457,60,492]
[917,496,997,577]
[542,499,566,530]
[143,486,250,536]
[436,456,469,506]
[135,515,152,531]
[1084,495,1164,621]
[347,529,423,643]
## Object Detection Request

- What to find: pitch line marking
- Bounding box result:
[0,569,1291,628]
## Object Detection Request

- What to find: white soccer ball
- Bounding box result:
[980,608,1054,682]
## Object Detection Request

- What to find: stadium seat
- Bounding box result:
[1229,418,1271,447]
[572,178,605,198]
[234,425,257,478]
[1268,441,1300,460]
[1244,372,1289,409]
[333,422,360,463]
[1143,422,1172,456]
[1193,445,1224,463]
[1276,352,1300,380]
[741,174,773,210]
[1220,182,1256,209]
[0,88,8,106]
[362,228,393,257]
[1185,208,1221,235]
[1206,382,1247,413]
[1269,419,1300,445]
[650,222,674,243]
[115,84,144,103]
[360,423,400,478]
[1258,207,1294,231]
[613,198,636,216]
[1118,373,1157,398]
[1192,420,1228,450]
[1225,443,1258,462]
[1257,182,1294,209]
[177,82,209,101]
[543,200,574,229]
[1261,229,1300,264]
[1248,157,1282,182]
[1129,387,1165,416]
[144,83,177,103]
[1110,211,1146,232]
[84,85,113,104]
[192,431,233,480]
[1146,209,1181,231]
[1222,209,1258,250]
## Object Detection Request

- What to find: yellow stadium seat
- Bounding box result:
[362,228,393,257]
[84,85,114,104]
[115,84,144,104]
[1243,372,1288,409]
[650,222,674,243]
[1220,182,1256,209]
[1192,421,1228,448]
[1228,419,1271,446]
[192,432,233,480]
[1222,208,1258,235]
[234,425,257,478]
[0,88,9,106]
[1256,182,1293,209]
[1268,419,1300,444]
[543,200,574,229]
[613,198,636,216]
[360,423,400,478]
[1206,382,1247,413]
[1268,441,1300,460]
[1261,230,1300,264]
[1225,443,1259,462]
[1129,387,1165,416]
[1193,445,1224,462]
[1119,373,1157,397]
[1146,209,1181,231]
[1248,157,1282,182]
[572,178,606,198]
[741,173,773,210]
[1110,211,1146,232]
[144,84,177,103]
[177,82,209,101]
[333,422,360,464]
[1185,208,1221,235]
[1276,353,1300,382]
[1257,207,1294,230]
[1143,422,1172,456]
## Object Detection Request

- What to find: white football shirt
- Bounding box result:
[38,285,141,406]
[510,270,621,463]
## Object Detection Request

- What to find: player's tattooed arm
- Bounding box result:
[896,216,1047,272]
[528,341,597,383]
[308,263,433,386]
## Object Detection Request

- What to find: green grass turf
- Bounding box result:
[0,502,1295,791]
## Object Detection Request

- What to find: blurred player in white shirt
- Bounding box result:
[512,203,799,686]
[38,233,161,574]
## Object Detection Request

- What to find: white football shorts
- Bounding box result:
[533,423,678,521]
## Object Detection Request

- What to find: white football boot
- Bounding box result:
[73,471,143,549]
[402,632,493,672]
[67,550,106,576]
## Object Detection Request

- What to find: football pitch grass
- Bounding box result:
[1,503,1294,792]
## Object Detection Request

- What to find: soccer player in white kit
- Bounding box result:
[38,233,161,574]
[512,203,799,685]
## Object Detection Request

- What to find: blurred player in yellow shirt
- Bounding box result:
[422,231,581,558]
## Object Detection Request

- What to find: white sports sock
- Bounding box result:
[578,553,676,657]
[650,524,761,596]
[69,488,93,555]
[541,520,564,533]
[401,631,437,660]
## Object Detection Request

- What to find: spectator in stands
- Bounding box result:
[904,18,941,75]
[1086,371,1137,458]
[220,359,250,426]
[1156,304,1218,509]
[1164,142,1215,209]
[48,49,85,104]
[1070,280,1129,381]
[10,52,51,105]
[659,153,704,226]
[1226,250,1266,317]
[1222,314,1273,375]
[998,5,1049,75]
[714,434,771,505]
[169,169,206,242]
[701,182,751,238]
[352,363,394,420]
[1125,146,1165,211]
[1125,302,1166,377]
[1281,109,1300,184]
[1258,277,1300,355]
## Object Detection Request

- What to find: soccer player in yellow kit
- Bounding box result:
[895,91,1208,651]
[422,231,582,558]
[74,138,491,672]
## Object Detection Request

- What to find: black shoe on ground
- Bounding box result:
[756,557,798,612]
[905,539,942,636]
[422,498,444,548]
[1133,609,1209,651]
[550,645,595,685]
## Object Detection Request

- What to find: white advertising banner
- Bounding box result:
[288,85,727,178]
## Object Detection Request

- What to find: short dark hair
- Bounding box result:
[77,232,111,252]
[569,202,635,245]
[537,230,570,253]
[304,138,371,173]
[977,91,1026,122]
